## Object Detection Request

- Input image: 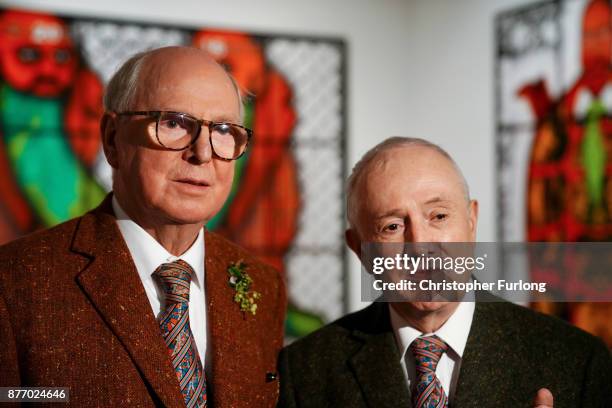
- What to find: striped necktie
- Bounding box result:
[154,260,207,408]
[409,335,448,408]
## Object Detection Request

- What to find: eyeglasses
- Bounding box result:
[116,110,252,161]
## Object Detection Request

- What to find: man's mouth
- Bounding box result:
[175,178,210,187]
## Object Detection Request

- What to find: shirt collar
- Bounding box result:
[390,300,475,360]
[112,196,205,288]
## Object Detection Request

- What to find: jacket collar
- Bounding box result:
[453,300,528,407]
[203,230,268,406]
[71,195,188,408]
[348,302,412,408]
[346,297,528,408]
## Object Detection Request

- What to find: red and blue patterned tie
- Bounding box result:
[409,335,449,408]
[154,260,207,408]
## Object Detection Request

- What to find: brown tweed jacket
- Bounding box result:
[0,195,287,407]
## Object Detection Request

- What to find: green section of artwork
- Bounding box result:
[581,99,607,211]
[0,84,105,226]
[284,304,325,339]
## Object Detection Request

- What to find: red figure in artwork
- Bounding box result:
[0,10,104,243]
[0,10,103,168]
[0,10,77,97]
[192,30,301,273]
[0,10,80,240]
[64,69,104,166]
[193,32,327,337]
[518,0,612,345]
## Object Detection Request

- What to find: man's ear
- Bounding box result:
[100,112,119,169]
[345,228,362,260]
[468,199,479,241]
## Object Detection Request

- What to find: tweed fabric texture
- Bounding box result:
[0,194,287,407]
[154,260,207,408]
[409,335,448,408]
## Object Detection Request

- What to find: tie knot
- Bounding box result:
[410,335,447,373]
[153,260,194,304]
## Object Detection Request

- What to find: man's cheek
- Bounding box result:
[220,177,233,199]
[219,165,235,188]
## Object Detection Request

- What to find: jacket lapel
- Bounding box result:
[453,302,528,407]
[204,231,260,407]
[72,196,185,408]
[348,303,412,408]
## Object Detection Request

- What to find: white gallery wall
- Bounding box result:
[0,0,536,312]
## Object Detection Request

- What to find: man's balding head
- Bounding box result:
[346,137,471,234]
[104,46,243,119]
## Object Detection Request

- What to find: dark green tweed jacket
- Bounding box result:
[278,301,611,407]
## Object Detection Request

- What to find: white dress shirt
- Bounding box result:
[112,197,207,367]
[390,301,475,403]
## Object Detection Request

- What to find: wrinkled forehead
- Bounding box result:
[358,146,467,206]
[134,49,240,112]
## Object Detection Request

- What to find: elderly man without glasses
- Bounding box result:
[0,46,286,408]
[278,137,611,408]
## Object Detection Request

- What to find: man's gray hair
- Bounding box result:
[103,47,244,117]
[346,136,471,230]
[103,51,148,112]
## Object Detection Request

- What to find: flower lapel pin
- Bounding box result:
[228,260,261,315]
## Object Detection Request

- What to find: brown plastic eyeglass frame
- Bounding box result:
[115,110,252,161]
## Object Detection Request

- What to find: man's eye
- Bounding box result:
[433,213,448,221]
[161,118,184,130]
[384,223,401,232]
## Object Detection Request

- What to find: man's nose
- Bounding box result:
[405,220,431,243]
[404,221,436,259]
[185,127,213,164]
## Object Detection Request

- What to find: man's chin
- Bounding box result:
[139,199,199,224]
[406,301,451,313]
[164,209,212,226]
[155,190,221,223]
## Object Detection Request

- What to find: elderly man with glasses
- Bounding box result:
[0,46,286,408]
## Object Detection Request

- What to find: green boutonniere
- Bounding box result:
[228,260,261,315]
